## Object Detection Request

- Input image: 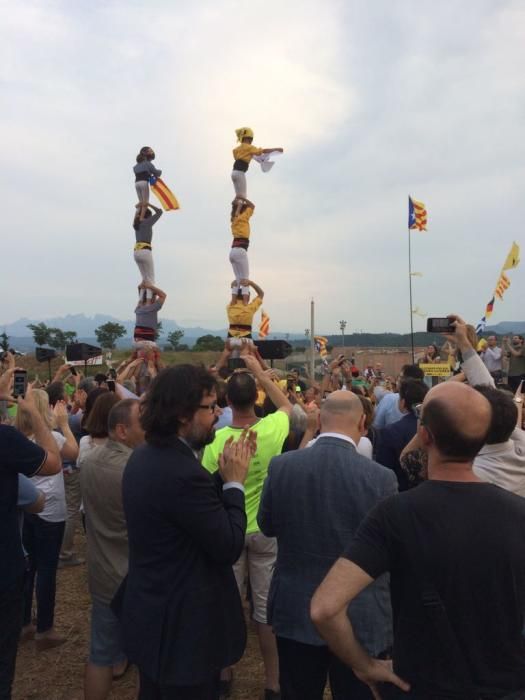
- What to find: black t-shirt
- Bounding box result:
[345,481,525,699]
[0,425,46,592]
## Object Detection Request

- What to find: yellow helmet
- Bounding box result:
[235,127,254,141]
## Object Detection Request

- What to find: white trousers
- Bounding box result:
[231,170,247,198]
[133,339,158,351]
[134,249,155,300]
[135,181,150,203]
[229,247,249,295]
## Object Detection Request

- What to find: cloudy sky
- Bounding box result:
[1,0,524,334]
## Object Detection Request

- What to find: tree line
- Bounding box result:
[20,323,224,353]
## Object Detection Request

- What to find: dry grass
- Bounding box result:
[12,531,268,700]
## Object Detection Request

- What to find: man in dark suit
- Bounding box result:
[258,390,397,700]
[375,379,428,490]
[119,365,255,700]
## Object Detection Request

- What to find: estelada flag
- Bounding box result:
[314,336,328,357]
[502,242,520,271]
[150,176,180,211]
[408,196,428,231]
[259,310,270,338]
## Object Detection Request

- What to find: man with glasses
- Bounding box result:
[312,380,525,699]
[118,365,256,700]
[203,355,292,700]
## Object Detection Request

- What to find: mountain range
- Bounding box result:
[1,314,524,352]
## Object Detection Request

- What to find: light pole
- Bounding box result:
[339,320,347,348]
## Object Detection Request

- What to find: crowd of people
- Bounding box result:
[1,316,525,700]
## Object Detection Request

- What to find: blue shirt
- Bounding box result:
[372,392,403,429]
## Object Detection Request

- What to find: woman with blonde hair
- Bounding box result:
[16,390,78,650]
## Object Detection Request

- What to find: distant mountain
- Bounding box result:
[485,321,525,334]
[2,314,523,353]
[0,313,307,351]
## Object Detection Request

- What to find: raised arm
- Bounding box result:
[52,363,72,383]
[146,204,163,225]
[141,282,167,305]
[18,387,61,475]
[248,279,264,299]
[444,315,494,388]
[503,337,522,357]
[243,354,292,417]
[53,401,79,461]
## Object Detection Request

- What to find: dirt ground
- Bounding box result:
[12,532,268,700]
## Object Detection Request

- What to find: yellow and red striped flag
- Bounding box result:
[259,310,270,338]
[151,177,180,211]
[408,196,427,231]
[495,273,511,300]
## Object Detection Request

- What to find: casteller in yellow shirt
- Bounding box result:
[231,204,254,241]
[226,296,262,337]
[232,143,264,167]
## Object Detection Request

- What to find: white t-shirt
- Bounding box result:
[31,431,67,522]
[357,435,373,459]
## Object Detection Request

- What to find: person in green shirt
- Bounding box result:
[202,353,292,700]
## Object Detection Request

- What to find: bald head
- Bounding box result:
[320,390,364,439]
[421,382,491,462]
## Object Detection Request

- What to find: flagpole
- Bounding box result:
[408,225,415,363]
[310,298,315,381]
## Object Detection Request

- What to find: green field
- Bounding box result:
[14,349,292,381]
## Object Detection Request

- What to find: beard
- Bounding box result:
[186,420,217,452]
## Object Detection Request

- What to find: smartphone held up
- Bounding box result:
[13,369,28,398]
[426,317,455,334]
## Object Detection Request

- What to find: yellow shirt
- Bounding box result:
[226,296,262,336]
[232,144,264,164]
[231,205,254,239]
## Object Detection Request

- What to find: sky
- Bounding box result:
[1,0,524,334]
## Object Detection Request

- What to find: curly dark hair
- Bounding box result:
[140,365,216,447]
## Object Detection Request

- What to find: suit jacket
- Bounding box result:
[376,413,418,490]
[258,435,397,653]
[119,437,247,685]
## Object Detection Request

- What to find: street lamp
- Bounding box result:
[339,320,347,348]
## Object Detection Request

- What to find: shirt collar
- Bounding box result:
[179,436,199,459]
[317,432,357,448]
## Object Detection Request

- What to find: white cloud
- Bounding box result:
[0,0,523,335]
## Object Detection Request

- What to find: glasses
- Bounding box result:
[414,403,424,421]
[198,402,218,413]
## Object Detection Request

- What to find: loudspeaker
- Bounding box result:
[35,347,57,363]
[66,343,102,362]
[254,340,293,360]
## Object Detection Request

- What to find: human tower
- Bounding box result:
[130,132,283,364]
